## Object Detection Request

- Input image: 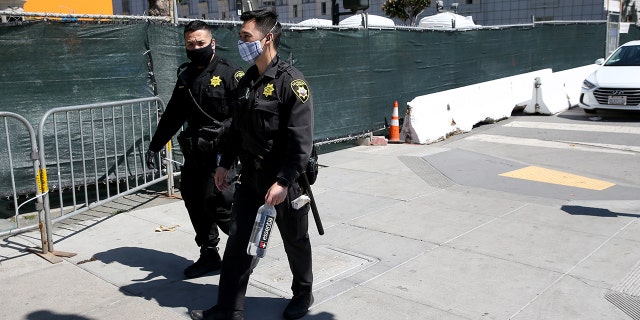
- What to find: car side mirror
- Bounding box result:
[595,58,604,65]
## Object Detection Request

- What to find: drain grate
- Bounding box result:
[250,245,378,298]
[604,291,640,319]
[605,260,640,319]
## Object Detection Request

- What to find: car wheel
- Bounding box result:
[583,108,597,114]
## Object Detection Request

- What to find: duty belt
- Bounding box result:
[240,154,263,170]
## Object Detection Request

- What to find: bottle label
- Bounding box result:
[258,216,275,249]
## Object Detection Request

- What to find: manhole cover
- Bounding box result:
[250,245,378,297]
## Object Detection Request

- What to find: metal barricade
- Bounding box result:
[0,112,47,241]
[33,97,176,262]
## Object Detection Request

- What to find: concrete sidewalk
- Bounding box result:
[2,142,640,320]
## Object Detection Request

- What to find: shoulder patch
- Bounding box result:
[234,71,245,83]
[291,79,310,104]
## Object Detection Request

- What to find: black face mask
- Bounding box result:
[186,42,213,66]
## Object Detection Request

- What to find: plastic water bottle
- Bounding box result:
[247,204,277,258]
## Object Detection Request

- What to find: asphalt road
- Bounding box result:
[431,107,640,201]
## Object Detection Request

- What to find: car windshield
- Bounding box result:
[604,45,640,66]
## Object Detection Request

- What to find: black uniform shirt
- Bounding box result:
[149,55,244,152]
[221,56,314,184]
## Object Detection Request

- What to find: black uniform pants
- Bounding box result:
[216,167,313,312]
[180,160,232,248]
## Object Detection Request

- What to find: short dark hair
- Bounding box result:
[184,20,211,35]
[240,8,281,48]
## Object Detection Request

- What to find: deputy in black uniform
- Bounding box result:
[190,9,314,320]
[146,20,244,279]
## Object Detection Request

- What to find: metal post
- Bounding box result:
[165,141,174,196]
[35,125,77,263]
[171,0,179,26]
[605,0,621,57]
[363,11,368,29]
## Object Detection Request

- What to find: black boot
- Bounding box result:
[184,246,221,279]
[283,293,314,319]
[190,305,243,320]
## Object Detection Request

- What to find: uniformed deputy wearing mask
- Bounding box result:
[190,8,315,320]
[146,20,244,279]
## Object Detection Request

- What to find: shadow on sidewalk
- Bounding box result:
[26,310,92,320]
[562,205,640,218]
[91,247,336,320]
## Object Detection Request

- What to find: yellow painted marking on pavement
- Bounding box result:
[499,166,615,190]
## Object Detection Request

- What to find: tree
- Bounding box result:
[148,0,171,16]
[381,0,431,26]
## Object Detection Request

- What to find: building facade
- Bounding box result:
[109,0,634,26]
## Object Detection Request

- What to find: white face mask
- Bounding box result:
[237,39,263,63]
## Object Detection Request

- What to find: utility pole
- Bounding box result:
[331,0,369,25]
[605,0,622,57]
[170,0,178,25]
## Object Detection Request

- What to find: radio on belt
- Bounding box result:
[291,195,310,210]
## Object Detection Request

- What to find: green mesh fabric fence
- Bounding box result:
[0,21,152,125]
[279,24,639,140]
[1,20,639,196]
[2,21,638,140]
[149,23,639,141]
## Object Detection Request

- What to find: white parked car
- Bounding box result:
[579,40,640,113]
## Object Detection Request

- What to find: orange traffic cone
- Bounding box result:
[388,101,402,143]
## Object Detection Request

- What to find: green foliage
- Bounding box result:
[381,0,431,26]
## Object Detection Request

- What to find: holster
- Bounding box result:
[177,129,218,164]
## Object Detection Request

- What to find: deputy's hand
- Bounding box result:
[265,182,287,206]
[214,167,229,191]
[146,149,157,170]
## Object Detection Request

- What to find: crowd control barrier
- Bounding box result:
[0,112,48,246]
[1,97,176,263]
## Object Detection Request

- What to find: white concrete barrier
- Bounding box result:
[402,65,592,144]
[554,64,600,106]
[511,69,551,108]
[522,69,570,114]
[401,91,456,144]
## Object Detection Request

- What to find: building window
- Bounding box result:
[293,4,298,17]
[466,0,472,4]
[321,2,326,15]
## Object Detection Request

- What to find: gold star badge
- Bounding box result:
[210,76,222,87]
[263,83,275,97]
[291,79,309,103]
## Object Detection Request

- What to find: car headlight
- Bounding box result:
[582,79,596,90]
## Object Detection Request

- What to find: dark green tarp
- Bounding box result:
[2,21,639,139]
[1,20,639,196]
